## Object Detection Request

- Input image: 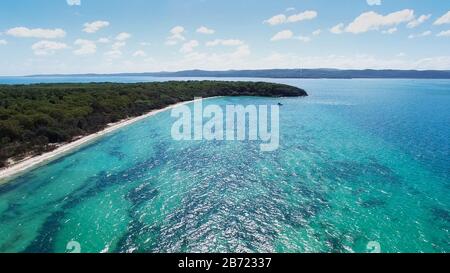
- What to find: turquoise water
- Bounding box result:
[0,78,449,253]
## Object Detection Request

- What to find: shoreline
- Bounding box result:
[0,97,215,184]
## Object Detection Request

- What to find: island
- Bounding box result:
[0,81,307,177]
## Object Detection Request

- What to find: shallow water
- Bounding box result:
[0,78,449,253]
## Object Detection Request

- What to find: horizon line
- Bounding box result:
[0,67,448,78]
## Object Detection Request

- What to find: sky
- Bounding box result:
[0,0,449,75]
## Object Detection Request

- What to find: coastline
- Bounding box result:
[0,97,215,184]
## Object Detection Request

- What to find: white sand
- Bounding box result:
[0,98,211,184]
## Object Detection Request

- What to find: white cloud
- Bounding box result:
[312,29,321,36]
[230,45,251,59]
[434,11,450,25]
[264,14,287,26]
[140,42,152,46]
[180,40,199,53]
[97,38,110,43]
[260,52,450,70]
[287,10,318,23]
[366,0,381,6]
[295,36,311,42]
[206,39,244,47]
[0,40,7,45]
[104,50,122,59]
[165,40,178,46]
[407,14,431,28]
[270,30,294,41]
[286,7,296,12]
[115,32,131,41]
[32,40,68,55]
[264,10,317,25]
[196,26,215,34]
[167,44,251,71]
[112,41,126,50]
[73,39,96,55]
[6,27,66,39]
[330,23,344,34]
[345,9,415,34]
[132,50,147,57]
[67,0,80,6]
[104,40,127,59]
[408,30,432,39]
[170,26,185,36]
[166,26,185,45]
[382,27,397,34]
[436,29,450,37]
[83,21,110,33]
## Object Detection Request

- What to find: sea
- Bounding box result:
[0,76,448,253]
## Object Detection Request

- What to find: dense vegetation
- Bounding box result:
[0,81,307,167]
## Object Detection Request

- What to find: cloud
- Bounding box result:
[166,26,185,45]
[115,32,131,41]
[230,45,251,59]
[270,30,293,41]
[0,40,7,45]
[408,30,432,39]
[264,14,286,26]
[434,11,450,25]
[83,21,110,33]
[97,38,110,43]
[6,27,66,39]
[112,41,126,50]
[31,40,68,55]
[287,11,317,23]
[264,10,317,25]
[312,29,321,36]
[180,40,199,53]
[132,50,147,57]
[407,14,431,28]
[104,40,127,59]
[206,39,244,46]
[367,0,381,6]
[104,50,122,59]
[73,39,96,55]
[166,44,251,71]
[345,9,414,34]
[67,0,80,6]
[436,29,450,37]
[382,27,397,34]
[295,36,311,42]
[330,23,344,34]
[140,42,151,46]
[196,26,215,34]
[260,52,450,70]
[286,7,296,12]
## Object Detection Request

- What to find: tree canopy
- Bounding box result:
[0,81,307,167]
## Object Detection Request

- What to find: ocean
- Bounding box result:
[0,77,449,253]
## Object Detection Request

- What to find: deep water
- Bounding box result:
[0,78,449,253]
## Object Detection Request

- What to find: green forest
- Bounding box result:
[0,81,307,167]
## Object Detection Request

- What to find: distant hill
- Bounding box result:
[29,69,450,79]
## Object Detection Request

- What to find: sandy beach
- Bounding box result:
[0,97,212,184]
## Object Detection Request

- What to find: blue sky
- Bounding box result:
[0,0,449,75]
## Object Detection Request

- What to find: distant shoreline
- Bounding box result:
[20,68,450,80]
[0,97,215,184]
